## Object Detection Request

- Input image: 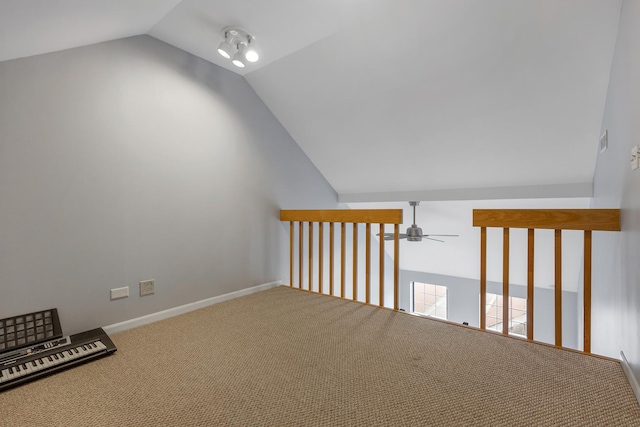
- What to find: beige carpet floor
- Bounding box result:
[1,286,639,426]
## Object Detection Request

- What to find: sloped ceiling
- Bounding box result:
[246,0,622,199]
[0,1,623,286]
[0,0,622,202]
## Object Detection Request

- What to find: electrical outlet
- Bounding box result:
[110,286,129,300]
[140,280,155,296]
[632,145,639,171]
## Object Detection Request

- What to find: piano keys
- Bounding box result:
[0,328,117,391]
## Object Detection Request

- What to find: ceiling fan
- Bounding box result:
[381,201,459,242]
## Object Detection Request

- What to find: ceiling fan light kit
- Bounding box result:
[217,26,259,68]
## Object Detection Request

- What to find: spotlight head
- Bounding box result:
[244,37,259,62]
[232,52,246,68]
[237,43,259,63]
[217,41,233,59]
[244,46,259,63]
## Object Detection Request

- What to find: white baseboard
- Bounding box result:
[103,281,282,335]
[620,351,640,405]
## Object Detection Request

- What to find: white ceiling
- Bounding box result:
[246,0,622,198]
[0,0,182,61]
[0,0,622,201]
[0,1,620,285]
[0,0,623,202]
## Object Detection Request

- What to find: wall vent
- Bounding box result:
[600,130,608,153]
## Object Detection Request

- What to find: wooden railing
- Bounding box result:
[280,209,403,309]
[473,209,620,353]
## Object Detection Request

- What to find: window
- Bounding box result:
[485,293,527,336]
[412,282,447,319]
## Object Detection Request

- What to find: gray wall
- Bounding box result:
[591,0,640,373]
[400,270,578,349]
[0,35,339,334]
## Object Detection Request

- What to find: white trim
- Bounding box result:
[103,281,282,335]
[338,183,593,203]
[621,351,640,405]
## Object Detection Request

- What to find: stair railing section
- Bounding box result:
[280,209,403,310]
[473,209,620,353]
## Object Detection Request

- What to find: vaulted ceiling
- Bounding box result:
[0,0,622,201]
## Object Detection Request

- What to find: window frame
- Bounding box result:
[411,281,448,320]
[485,292,527,337]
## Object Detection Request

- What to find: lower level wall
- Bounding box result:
[399,270,578,349]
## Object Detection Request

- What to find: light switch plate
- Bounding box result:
[111,286,129,300]
[632,145,639,171]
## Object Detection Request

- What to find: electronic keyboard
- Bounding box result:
[0,328,117,392]
[0,308,63,352]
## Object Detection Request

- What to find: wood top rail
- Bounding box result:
[474,208,620,354]
[281,209,403,224]
[473,209,620,231]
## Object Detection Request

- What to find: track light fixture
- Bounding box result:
[217,27,259,68]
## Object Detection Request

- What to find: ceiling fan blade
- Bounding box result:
[424,234,459,237]
[382,233,407,240]
[424,237,445,242]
